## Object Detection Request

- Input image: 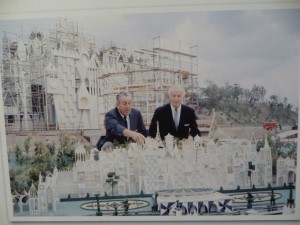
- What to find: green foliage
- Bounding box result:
[46,140,56,155]
[15,144,25,166]
[32,141,55,174]
[9,168,31,192]
[200,81,223,109]
[28,168,40,184]
[10,169,23,192]
[56,133,75,170]
[56,151,66,170]
[24,136,31,159]
[199,80,298,126]
[106,172,119,196]
[61,133,71,147]
[10,133,79,193]
[60,133,75,156]
[84,143,92,152]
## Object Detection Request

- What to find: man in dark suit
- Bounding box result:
[149,85,201,140]
[99,91,148,150]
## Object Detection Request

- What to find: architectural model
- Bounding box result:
[20,133,294,216]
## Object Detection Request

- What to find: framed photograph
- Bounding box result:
[0,0,299,223]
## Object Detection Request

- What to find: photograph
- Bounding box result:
[0,3,299,222]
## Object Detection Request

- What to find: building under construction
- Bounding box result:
[1,19,199,132]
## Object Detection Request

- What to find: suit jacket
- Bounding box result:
[149,103,201,140]
[103,107,148,145]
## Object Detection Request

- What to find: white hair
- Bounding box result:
[168,85,185,96]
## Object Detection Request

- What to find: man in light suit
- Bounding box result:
[99,91,148,150]
[149,85,201,140]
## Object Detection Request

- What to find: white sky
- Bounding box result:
[0,8,299,107]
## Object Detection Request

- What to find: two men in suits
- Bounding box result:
[100,85,200,150]
[149,85,201,140]
[100,91,148,150]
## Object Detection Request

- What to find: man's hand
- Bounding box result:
[123,129,146,144]
[131,131,146,144]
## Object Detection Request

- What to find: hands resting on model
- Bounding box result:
[123,129,146,145]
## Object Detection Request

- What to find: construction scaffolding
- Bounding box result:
[97,36,199,124]
[1,19,199,131]
[1,30,48,131]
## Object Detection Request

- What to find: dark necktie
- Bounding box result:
[124,116,128,128]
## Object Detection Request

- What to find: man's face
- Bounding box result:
[117,95,132,116]
[169,89,184,108]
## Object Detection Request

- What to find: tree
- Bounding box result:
[46,140,56,155]
[222,82,233,101]
[24,136,31,160]
[201,80,223,109]
[9,169,24,192]
[28,168,40,186]
[106,172,119,196]
[56,133,75,170]
[268,95,280,119]
[245,85,266,106]
[32,141,54,174]
[15,144,25,166]
[231,83,243,102]
[268,95,279,108]
[251,85,266,103]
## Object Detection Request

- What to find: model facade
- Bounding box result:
[21,133,277,215]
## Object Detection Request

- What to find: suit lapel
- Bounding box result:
[178,105,186,128]
[115,108,123,121]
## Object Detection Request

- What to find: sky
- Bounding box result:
[0,8,299,107]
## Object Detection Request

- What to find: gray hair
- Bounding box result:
[116,91,132,103]
[168,85,185,96]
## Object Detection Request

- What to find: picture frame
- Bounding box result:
[0,1,299,224]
